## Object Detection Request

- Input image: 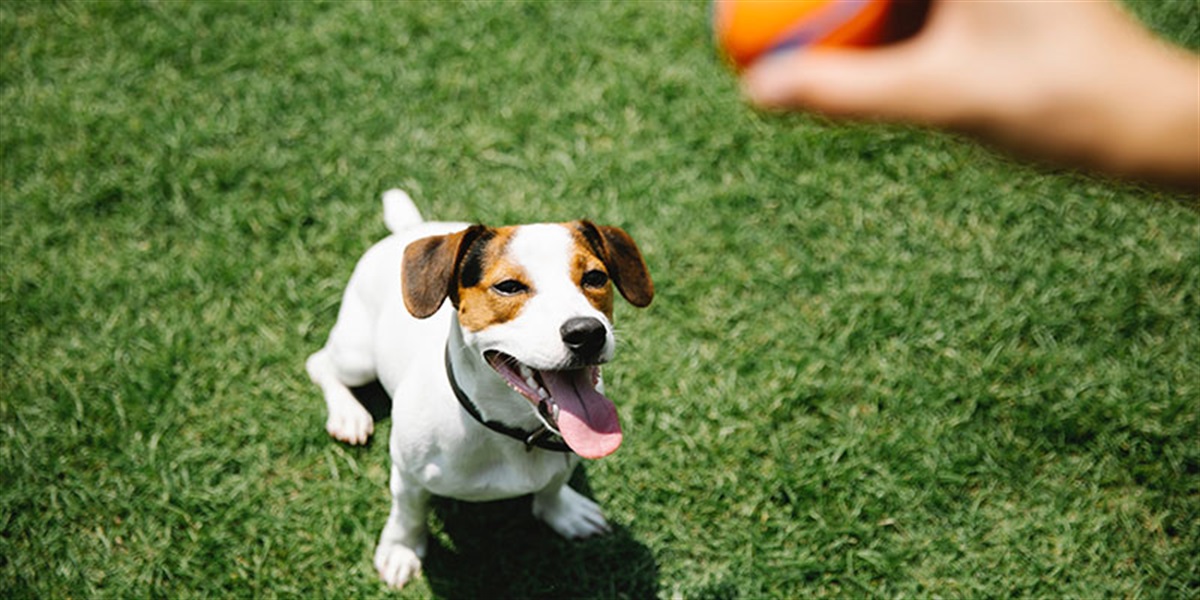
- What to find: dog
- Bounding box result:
[305,189,654,588]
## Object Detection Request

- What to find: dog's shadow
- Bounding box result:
[351,382,660,599]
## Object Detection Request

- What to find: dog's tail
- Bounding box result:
[381,188,424,234]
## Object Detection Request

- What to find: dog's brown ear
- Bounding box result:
[402,225,488,318]
[579,221,654,308]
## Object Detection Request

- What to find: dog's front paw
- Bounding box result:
[373,542,423,589]
[533,485,612,539]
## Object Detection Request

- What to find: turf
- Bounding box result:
[2,1,1197,598]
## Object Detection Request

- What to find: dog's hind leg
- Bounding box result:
[307,267,383,445]
[306,347,375,445]
[306,350,374,444]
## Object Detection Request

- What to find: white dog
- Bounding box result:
[306,190,653,588]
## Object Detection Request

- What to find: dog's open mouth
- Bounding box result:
[484,351,622,459]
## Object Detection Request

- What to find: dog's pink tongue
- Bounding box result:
[541,369,622,459]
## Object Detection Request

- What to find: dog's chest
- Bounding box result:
[384,368,577,502]
[407,442,576,502]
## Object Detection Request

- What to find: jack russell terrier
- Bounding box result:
[305,190,654,588]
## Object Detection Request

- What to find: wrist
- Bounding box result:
[1106,46,1199,190]
[984,15,1199,191]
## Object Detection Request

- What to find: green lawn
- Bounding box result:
[2,1,1197,598]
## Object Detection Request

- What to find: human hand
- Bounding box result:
[741,0,1200,190]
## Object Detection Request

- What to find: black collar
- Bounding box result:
[444,346,572,453]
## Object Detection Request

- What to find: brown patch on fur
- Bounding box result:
[574,221,654,308]
[402,225,489,319]
[569,229,616,319]
[455,227,533,332]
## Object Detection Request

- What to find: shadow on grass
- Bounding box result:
[350,380,394,424]
[350,382,660,599]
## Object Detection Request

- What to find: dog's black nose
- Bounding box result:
[561,317,607,360]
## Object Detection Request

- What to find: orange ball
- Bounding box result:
[714,0,924,71]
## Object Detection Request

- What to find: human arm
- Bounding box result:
[741,0,1200,191]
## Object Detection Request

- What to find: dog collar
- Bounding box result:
[444,346,572,453]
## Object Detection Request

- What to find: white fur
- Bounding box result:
[381,188,423,233]
[306,190,614,589]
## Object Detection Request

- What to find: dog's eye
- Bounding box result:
[581,269,609,289]
[492,279,529,296]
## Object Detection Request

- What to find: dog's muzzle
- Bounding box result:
[484,350,622,459]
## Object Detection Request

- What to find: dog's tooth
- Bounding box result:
[538,388,549,400]
[519,364,533,379]
[525,375,538,390]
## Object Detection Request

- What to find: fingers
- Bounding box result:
[737,0,980,127]
[741,45,945,123]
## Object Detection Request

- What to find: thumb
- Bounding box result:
[741,45,948,124]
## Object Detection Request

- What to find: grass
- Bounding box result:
[2,0,1197,597]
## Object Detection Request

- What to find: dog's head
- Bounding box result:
[401,221,653,458]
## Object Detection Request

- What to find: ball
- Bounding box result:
[713,0,927,71]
